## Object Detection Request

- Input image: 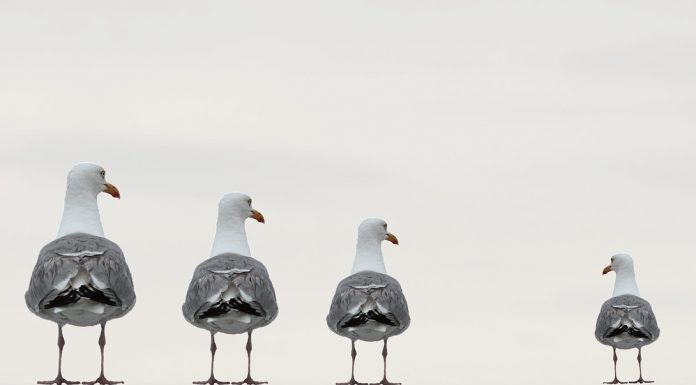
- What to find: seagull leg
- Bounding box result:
[369,339,400,385]
[194,332,230,385]
[38,324,79,385]
[604,347,627,384]
[231,330,267,385]
[82,322,123,385]
[336,340,367,385]
[629,348,653,384]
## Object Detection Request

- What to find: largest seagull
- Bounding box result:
[26,163,136,385]
[327,218,410,385]
[183,193,278,385]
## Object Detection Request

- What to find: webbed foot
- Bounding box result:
[82,375,124,385]
[37,375,80,385]
[230,376,267,385]
[193,377,230,385]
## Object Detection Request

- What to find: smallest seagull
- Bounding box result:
[595,254,660,384]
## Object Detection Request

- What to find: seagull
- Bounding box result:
[595,254,660,384]
[25,163,136,385]
[183,193,278,385]
[327,218,410,385]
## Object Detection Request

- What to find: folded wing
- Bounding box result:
[327,271,410,339]
[26,233,135,316]
[183,253,278,327]
[595,294,659,346]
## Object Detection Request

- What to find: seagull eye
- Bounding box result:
[247,199,252,206]
[383,224,387,230]
[100,170,105,178]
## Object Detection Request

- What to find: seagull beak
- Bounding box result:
[103,183,120,199]
[250,209,265,224]
[386,232,399,245]
[602,265,613,275]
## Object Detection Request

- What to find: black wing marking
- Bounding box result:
[340,310,399,329]
[43,290,80,309]
[367,310,398,326]
[198,302,231,319]
[341,312,368,328]
[604,324,651,339]
[229,298,264,316]
[78,285,120,306]
[198,297,265,319]
[42,284,120,309]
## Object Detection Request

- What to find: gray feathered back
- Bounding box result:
[595,294,660,347]
[25,233,136,324]
[182,253,278,331]
[327,271,410,339]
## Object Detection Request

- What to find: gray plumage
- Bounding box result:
[595,294,660,350]
[182,253,278,334]
[327,271,410,342]
[25,233,136,327]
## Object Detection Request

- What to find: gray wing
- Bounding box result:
[327,271,410,337]
[182,253,278,325]
[595,294,660,343]
[81,237,136,313]
[26,243,80,313]
[25,233,136,316]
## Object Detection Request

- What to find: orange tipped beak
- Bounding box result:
[250,209,265,223]
[103,183,120,199]
[602,265,613,275]
[386,232,399,245]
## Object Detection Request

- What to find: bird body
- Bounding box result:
[183,253,277,335]
[595,294,659,351]
[26,233,135,327]
[327,271,409,342]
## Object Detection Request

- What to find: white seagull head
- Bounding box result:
[603,253,635,275]
[218,192,264,224]
[358,218,398,245]
[67,162,120,199]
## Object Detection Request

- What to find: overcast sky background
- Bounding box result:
[1,1,696,385]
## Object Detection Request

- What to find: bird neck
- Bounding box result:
[57,187,104,238]
[351,235,386,274]
[612,268,640,297]
[210,215,251,257]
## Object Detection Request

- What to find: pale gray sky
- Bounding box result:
[2,1,696,384]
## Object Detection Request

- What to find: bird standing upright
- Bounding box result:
[26,163,136,385]
[183,193,278,385]
[327,218,410,385]
[595,254,660,384]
